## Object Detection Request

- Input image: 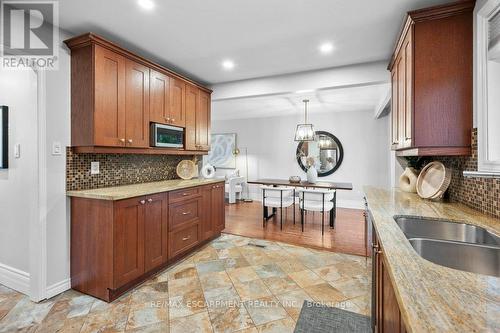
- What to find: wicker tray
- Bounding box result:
[416,161,451,199]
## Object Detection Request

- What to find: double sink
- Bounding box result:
[395,216,500,277]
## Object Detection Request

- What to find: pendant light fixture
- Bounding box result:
[294,99,315,141]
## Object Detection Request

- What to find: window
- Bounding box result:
[477,0,500,173]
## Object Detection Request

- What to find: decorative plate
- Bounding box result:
[176,160,196,180]
[201,164,216,179]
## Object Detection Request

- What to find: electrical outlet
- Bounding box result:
[90,161,100,175]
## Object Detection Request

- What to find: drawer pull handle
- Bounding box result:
[147,198,153,203]
[182,236,191,241]
[182,211,191,215]
[182,193,189,196]
[139,200,146,205]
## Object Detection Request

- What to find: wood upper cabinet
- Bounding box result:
[185,84,198,151]
[170,77,186,127]
[185,85,211,151]
[197,90,211,151]
[144,193,169,272]
[125,60,150,147]
[65,33,212,153]
[150,70,170,125]
[113,197,146,289]
[94,45,126,147]
[388,1,474,156]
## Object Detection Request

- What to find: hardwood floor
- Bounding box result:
[223,201,367,256]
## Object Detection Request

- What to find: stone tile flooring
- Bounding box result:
[0,234,371,333]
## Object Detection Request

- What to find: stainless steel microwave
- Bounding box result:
[150,123,184,148]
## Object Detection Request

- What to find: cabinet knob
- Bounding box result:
[182,211,191,215]
[182,236,191,241]
[171,118,175,123]
[128,139,133,143]
[147,198,153,203]
[119,138,125,143]
[140,200,146,205]
[182,193,188,196]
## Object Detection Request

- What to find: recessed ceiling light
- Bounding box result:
[138,0,155,10]
[319,42,334,54]
[222,59,235,70]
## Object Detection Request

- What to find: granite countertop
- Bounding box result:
[67,178,224,200]
[364,186,500,333]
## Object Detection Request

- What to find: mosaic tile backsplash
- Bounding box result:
[420,129,500,219]
[66,148,195,191]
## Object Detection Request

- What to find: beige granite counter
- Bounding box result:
[364,186,500,333]
[67,178,224,200]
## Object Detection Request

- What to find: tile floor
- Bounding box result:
[0,234,371,333]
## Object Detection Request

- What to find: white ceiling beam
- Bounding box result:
[211,60,390,101]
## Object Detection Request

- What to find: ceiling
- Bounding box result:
[212,83,390,120]
[57,0,452,85]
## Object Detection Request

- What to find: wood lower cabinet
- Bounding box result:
[212,183,225,232]
[373,227,407,333]
[388,1,474,156]
[113,197,146,289]
[70,182,224,302]
[65,33,211,154]
[144,193,169,272]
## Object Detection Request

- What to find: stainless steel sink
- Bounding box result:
[408,238,500,277]
[395,216,500,246]
[394,216,500,277]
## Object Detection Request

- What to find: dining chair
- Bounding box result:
[298,188,336,235]
[261,186,295,230]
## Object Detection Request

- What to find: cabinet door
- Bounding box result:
[113,197,145,289]
[397,54,406,150]
[125,60,150,147]
[197,90,211,151]
[200,185,214,241]
[390,69,399,149]
[212,184,225,232]
[374,232,406,333]
[184,84,198,150]
[150,70,170,124]
[403,31,413,148]
[144,193,168,272]
[169,77,186,127]
[94,45,126,147]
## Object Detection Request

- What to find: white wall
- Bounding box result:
[212,110,390,208]
[45,30,72,291]
[0,68,38,292]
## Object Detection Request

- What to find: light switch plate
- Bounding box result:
[52,142,62,155]
[14,144,20,158]
[90,161,100,175]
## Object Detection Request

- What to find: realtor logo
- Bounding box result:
[1,0,59,69]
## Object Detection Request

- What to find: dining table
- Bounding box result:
[248,178,353,228]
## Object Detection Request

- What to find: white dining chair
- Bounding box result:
[298,188,336,235]
[261,186,295,230]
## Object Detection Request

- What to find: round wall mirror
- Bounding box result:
[296,131,344,177]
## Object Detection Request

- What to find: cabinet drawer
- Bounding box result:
[169,187,200,203]
[169,223,199,259]
[169,198,200,229]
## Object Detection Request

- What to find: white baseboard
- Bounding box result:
[0,262,30,295]
[46,278,71,299]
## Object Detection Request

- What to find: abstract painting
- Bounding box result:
[207,133,236,169]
